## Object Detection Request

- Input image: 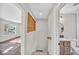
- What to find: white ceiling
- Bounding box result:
[60,3,79,14]
[20,3,55,19]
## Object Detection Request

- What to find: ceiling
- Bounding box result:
[20,3,55,19]
[60,3,79,14]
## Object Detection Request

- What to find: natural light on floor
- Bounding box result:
[2,47,14,53]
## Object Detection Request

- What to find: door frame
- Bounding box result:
[48,3,65,55]
[54,3,65,55]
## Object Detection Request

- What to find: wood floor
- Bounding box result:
[32,50,49,55]
[0,37,21,55]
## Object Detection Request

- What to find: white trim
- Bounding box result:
[48,3,65,55]
[20,10,27,55]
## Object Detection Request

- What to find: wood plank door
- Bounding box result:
[27,13,36,32]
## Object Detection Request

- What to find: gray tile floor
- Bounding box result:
[0,38,21,55]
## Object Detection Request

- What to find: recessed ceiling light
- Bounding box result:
[40,12,43,15]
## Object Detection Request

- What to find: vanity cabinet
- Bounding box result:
[60,41,71,55]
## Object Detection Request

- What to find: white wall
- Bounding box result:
[0,3,21,23]
[61,13,76,39]
[23,4,64,55]
[48,11,54,55]
[60,13,76,47]
[48,4,64,55]
[22,9,37,54]
[20,10,26,55]
[36,19,48,51]
[25,31,36,55]
[22,5,48,54]
[76,9,79,46]
[0,18,21,42]
[0,3,21,42]
[48,6,59,55]
[25,19,48,55]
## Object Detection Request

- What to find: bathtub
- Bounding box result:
[72,47,79,55]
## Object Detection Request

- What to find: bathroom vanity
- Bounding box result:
[59,41,71,55]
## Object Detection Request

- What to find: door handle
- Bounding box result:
[58,43,60,45]
[47,37,52,40]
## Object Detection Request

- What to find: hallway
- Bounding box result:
[0,3,79,55]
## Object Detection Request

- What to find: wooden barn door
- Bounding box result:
[27,13,36,32]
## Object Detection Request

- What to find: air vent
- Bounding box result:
[73,3,79,6]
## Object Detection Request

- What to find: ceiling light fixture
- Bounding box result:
[40,12,43,15]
